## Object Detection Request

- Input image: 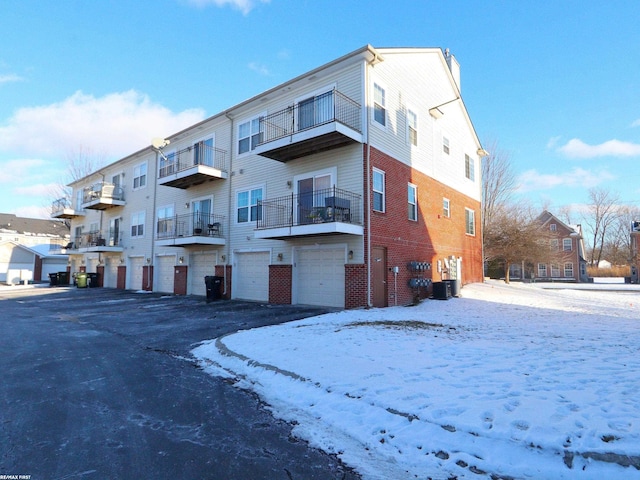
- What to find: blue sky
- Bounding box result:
[1,0,639,219]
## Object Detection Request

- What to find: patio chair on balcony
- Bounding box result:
[207,222,221,236]
[325,196,351,222]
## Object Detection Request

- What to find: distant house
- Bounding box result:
[630,221,640,283]
[0,214,70,283]
[534,211,588,282]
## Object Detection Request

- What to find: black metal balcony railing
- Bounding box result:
[158,144,227,179]
[258,90,362,146]
[68,229,123,249]
[156,213,225,240]
[82,182,125,204]
[256,187,361,230]
[51,197,70,213]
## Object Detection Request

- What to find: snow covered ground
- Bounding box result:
[192,281,640,479]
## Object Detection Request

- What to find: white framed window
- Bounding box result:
[551,264,561,277]
[443,198,451,218]
[194,136,215,166]
[297,85,335,131]
[157,204,174,238]
[564,263,574,278]
[131,211,145,238]
[373,168,385,212]
[465,154,475,181]
[550,223,557,232]
[408,183,417,221]
[465,208,475,235]
[373,83,386,127]
[538,263,547,277]
[237,187,263,223]
[443,136,450,155]
[133,163,147,189]
[238,116,262,155]
[407,109,417,146]
[551,239,559,249]
[563,238,572,251]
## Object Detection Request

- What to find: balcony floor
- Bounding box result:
[156,236,226,247]
[159,165,228,189]
[254,221,363,240]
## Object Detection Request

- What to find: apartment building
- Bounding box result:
[52,45,485,308]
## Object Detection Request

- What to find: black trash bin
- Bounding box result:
[443,279,460,297]
[205,276,224,302]
[49,272,58,286]
[432,281,451,300]
[58,271,69,286]
[87,272,99,288]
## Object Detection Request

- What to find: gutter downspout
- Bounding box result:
[364,58,373,308]
[224,113,234,296]
[149,150,158,290]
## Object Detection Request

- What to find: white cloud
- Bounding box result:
[248,61,271,76]
[558,138,640,158]
[546,135,562,149]
[517,167,614,193]
[0,90,205,158]
[0,73,23,85]
[0,159,48,184]
[184,0,270,15]
[632,119,640,127]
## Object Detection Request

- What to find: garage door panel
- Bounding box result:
[234,252,269,302]
[190,253,217,296]
[156,256,175,293]
[105,262,118,288]
[297,248,344,308]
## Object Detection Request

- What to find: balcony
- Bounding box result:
[155,213,226,247]
[254,89,363,162]
[51,197,84,219]
[158,144,228,189]
[254,187,363,239]
[66,229,124,253]
[82,182,125,210]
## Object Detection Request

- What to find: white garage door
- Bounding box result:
[104,260,118,288]
[234,251,269,302]
[129,257,144,290]
[156,255,175,293]
[296,248,345,308]
[189,252,217,296]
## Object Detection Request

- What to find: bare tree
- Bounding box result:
[582,188,620,266]
[481,139,517,246]
[483,203,556,283]
[606,205,640,265]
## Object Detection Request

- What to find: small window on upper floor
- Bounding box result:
[408,183,417,221]
[373,168,385,213]
[550,223,557,232]
[131,211,145,238]
[465,208,475,235]
[133,163,147,189]
[407,109,417,146]
[563,238,572,251]
[443,198,451,218]
[443,136,450,155]
[238,116,262,155]
[465,154,475,181]
[373,83,386,127]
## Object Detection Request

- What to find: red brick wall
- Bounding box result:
[345,264,367,309]
[214,265,232,300]
[269,264,292,304]
[367,146,483,306]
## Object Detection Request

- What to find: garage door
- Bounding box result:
[189,252,217,296]
[104,260,118,288]
[129,257,144,290]
[234,251,269,302]
[296,248,345,308]
[156,255,175,293]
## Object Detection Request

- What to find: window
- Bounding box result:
[373,83,386,127]
[237,187,263,223]
[550,223,557,232]
[159,151,176,177]
[551,264,561,277]
[564,263,574,278]
[133,163,147,189]
[408,184,417,221]
[465,154,475,181]
[550,239,559,249]
[373,169,385,212]
[465,208,475,235]
[194,137,214,166]
[298,89,333,130]
[157,205,174,238]
[563,238,572,251]
[131,211,145,238]
[407,109,417,146]
[538,263,547,277]
[443,198,451,218]
[443,136,450,155]
[238,117,262,154]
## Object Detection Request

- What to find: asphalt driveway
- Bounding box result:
[0,286,358,480]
